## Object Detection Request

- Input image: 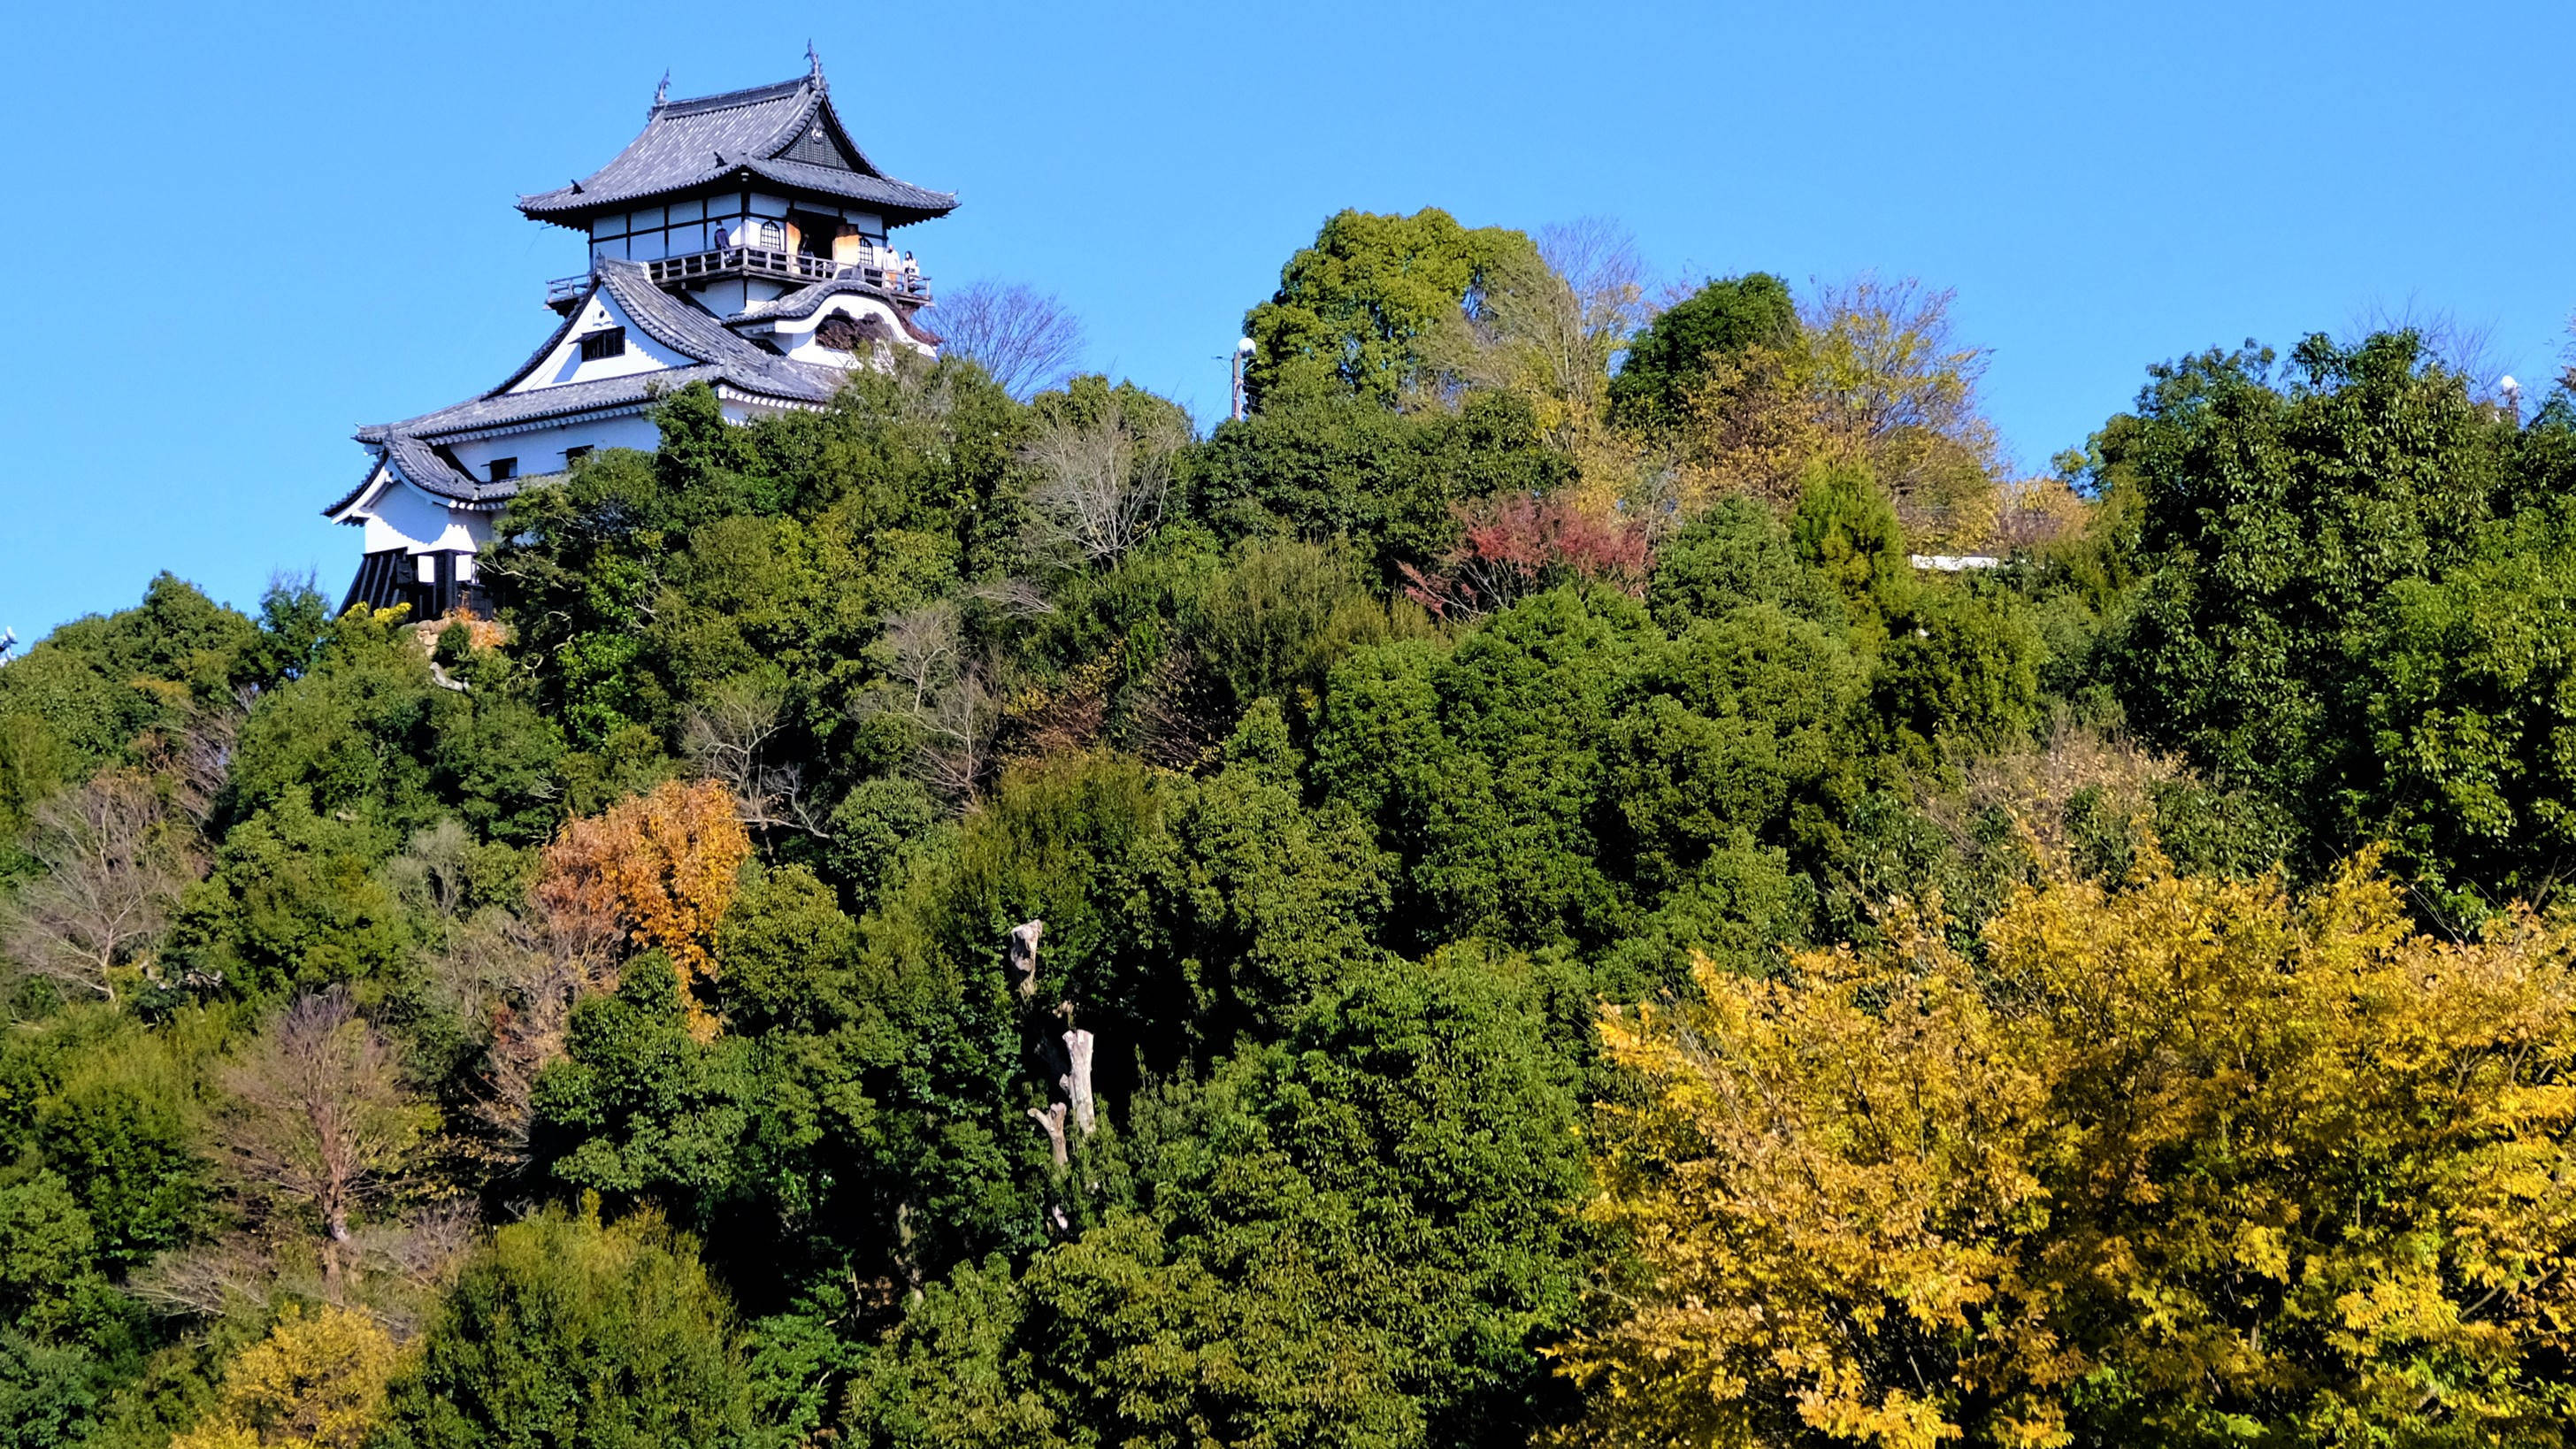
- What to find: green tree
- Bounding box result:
[1315,587,1653,951]
[373,1202,760,1449]
[1185,389,1572,587]
[1607,272,1796,429]
[855,949,1586,1449]
[1607,604,1864,893]
[1646,494,1838,632]
[2102,331,2542,891]
[1789,461,1913,645]
[1242,209,1537,410]
[2355,497,2576,913]
[34,1029,206,1270]
[1874,582,2043,755]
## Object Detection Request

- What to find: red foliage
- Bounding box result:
[1400,494,1652,619]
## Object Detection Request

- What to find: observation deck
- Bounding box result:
[547,245,932,313]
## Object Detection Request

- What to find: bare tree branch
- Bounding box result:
[682,676,832,839]
[1021,395,1185,567]
[2,769,198,1003]
[127,1236,279,1319]
[214,987,431,1290]
[851,603,998,803]
[2349,294,2509,395]
[396,820,615,1164]
[928,280,1085,399]
[967,576,1058,619]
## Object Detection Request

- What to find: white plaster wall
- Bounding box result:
[690,278,752,315]
[448,414,661,480]
[776,297,931,366]
[509,294,694,392]
[359,479,489,554]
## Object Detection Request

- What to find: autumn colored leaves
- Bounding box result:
[1558,850,2576,1448]
[535,779,748,1039]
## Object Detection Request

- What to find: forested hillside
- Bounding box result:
[10,208,2576,1448]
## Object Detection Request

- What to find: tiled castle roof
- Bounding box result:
[731,275,944,344]
[329,261,848,518]
[516,70,956,226]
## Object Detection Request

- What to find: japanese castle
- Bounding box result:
[325,56,955,618]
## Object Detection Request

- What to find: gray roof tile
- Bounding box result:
[387,434,515,506]
[517,71,955,226]
[730,275,902,323]
[740,157,957,217]
[339,258,852,518]
[731,277,943,346]
[359,363,733,446]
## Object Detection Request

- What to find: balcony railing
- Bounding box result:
[545,247,932,309]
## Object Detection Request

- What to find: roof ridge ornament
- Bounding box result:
[653,69,671,109]
[807,41,823,83]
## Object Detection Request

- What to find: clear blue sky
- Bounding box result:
[4,0,2570,641]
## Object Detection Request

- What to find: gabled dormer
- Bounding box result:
[503,287,694,394]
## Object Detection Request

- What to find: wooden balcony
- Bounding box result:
[546,247,932,310]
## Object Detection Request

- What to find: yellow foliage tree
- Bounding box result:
[1557,851,2576,1449]
[171,1303,398,1449]
[535,779,749,1036]
[1668,278,2007,549]
[1426,219,1652,512]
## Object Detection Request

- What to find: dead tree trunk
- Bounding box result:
[1026,1102,1069,1170]
[1062,1026,1096,1136]
[1008,921,1099,1199]
[1008,920,1043,1001]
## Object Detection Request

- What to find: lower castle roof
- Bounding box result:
[328,260,855,519]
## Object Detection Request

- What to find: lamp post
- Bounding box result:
[1230,337,1254,422]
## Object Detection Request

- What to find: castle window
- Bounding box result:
[579,326,627,361]
[487,456,517,483]
[564,445,593,465]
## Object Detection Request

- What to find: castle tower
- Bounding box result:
[323,58,956,620]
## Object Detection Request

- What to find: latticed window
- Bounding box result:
[579,326,627,361]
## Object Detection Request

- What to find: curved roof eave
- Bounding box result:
[514,70,954,226]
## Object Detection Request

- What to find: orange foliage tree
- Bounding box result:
[536,780,749,1026]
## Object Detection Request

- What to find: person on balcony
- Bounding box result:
[901,251,922,293]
